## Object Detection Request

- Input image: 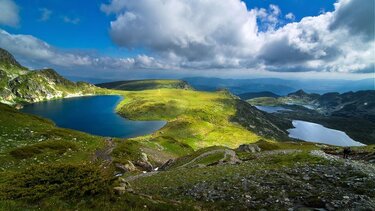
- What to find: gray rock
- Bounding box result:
[113,187,126,195]
[159,159,174,171]
[237,144,261,153]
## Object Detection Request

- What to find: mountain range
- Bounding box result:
[183,77,374,95]
[248,90,375,144]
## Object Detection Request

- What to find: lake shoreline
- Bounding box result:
[21,95,167,138]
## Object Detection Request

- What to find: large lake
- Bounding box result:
[288,120,365,147]
[21,95,166,138]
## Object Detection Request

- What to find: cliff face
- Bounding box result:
[0,48,96,105]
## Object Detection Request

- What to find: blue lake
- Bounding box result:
[288,120,365,147]
[21,95,166,138]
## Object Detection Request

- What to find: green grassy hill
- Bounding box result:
[1,48,374,210]
[0,87,374,210]
[0,103,196,210]
[113,89,288,150]
[97,79,193,91]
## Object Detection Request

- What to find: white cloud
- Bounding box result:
[103,0,260,66]
[255,4,282,31]
[285,13,295,21]
[62,16,80,24]
[101,0,374,73]
[0,0,20,27]
[39,8,52,22]
[0,29,168,72]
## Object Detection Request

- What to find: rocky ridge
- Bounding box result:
[0,48,97,105]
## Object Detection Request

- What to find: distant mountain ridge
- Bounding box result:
[97,79,193,91]
[0,48,96,105]
[183,77,374,95]
[251,89,375,123]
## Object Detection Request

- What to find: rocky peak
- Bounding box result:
[288,89,308,97]
[288,89,320,101]
[0,48,27,70]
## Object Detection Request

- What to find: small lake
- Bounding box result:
[288,120,365,147]
[21,95,166,138]
[255,106,292,113]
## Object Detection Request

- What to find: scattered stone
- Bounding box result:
[237,144,261,153]
[302,175,310,181]
[113,187,126,195]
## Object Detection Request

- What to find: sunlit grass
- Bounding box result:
[114,89,262,149]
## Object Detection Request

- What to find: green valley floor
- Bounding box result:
[0,86,374,210]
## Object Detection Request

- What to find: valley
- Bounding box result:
[0,48,374,210]
[248,90,375,145]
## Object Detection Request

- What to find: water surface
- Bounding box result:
[288,120,365,147]
[255,106,292,113]
[21,95,166,138]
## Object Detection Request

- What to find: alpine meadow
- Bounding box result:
[0,0,374,210]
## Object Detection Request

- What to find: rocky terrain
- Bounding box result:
[124,143,375,210]
[0,48,97,105]
[0,47,374,210]
[248,90,375,144]
[249,89,375,123]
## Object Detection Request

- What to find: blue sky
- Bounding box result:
[5,0,335,55]
[0,0,373,81]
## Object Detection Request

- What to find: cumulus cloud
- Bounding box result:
[285,13,295,21]
[102,0,260,67]
[39,8,52,22]
[0,0,20,27]
[0,29,168,72]
[101,0,374,73]
[330,0,375,41]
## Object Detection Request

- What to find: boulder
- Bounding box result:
[140,152,149,162]
[115,161,137,173]
[135,160,153,172]
[159,159,174,171]
[113,187,126,195]
[135,153,153,171]
[237,144,261,153]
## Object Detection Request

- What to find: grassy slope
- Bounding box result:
[247,96,282,106]
[115,89,263,150]
[0,103,105,173]
[0,85,374,210]
[97,79,192,91]
[0,103,193,210]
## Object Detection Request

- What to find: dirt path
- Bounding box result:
[124,171,159,182]
[179,149,225,168]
